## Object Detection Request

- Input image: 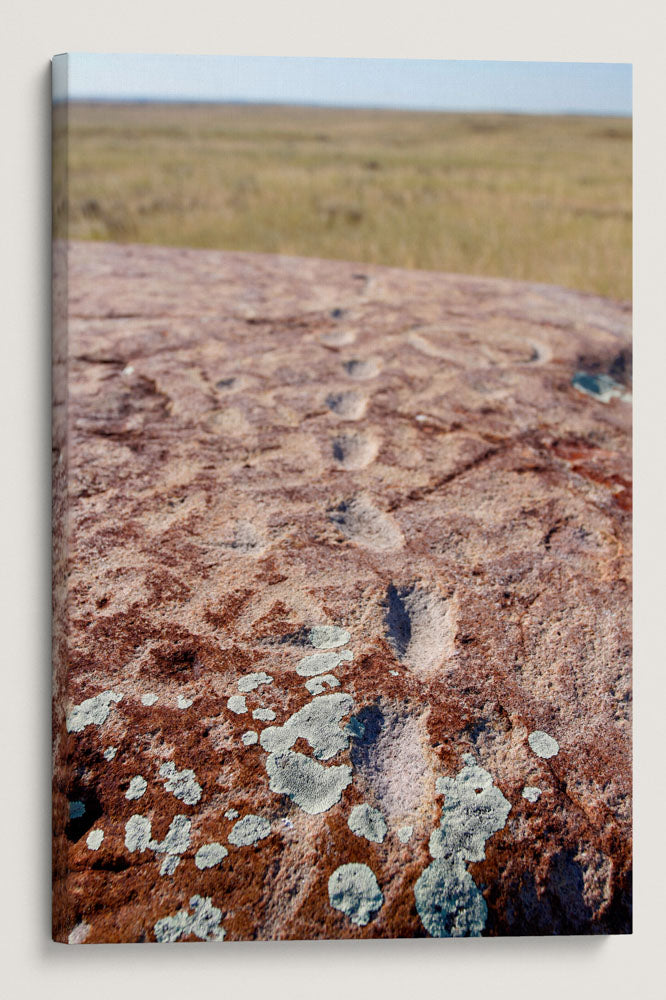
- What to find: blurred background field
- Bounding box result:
[57,101,632,300]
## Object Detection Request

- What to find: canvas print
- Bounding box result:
[52,54,632,943]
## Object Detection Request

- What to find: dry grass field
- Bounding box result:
[55,101,632,300]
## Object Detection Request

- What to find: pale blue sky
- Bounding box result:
[53,54,632,116]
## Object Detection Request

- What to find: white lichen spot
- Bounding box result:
[66,690,123,733]
[177,695,193,710]
[125,815,152,853]
[224,809,239,820]
[228,814,272,847]
[265,750,352,815]
[68,922,91,945]
[86,829,104,851]
[328,863,383,926]
[348,803,388,843]
[103,746,117,761]
[305,673,341,695]
[414,856,487,937]
[195,843,229,869]
[160,855,180,876]
[227,694,248,714]
[414,757,511,938]
[125,775,147,801]
[237,672,273,693]
[309,625,351,649]
[252,707,276,722]
[241,730,258,746]
[528,730,559,759]
[159,761,202,804]
[260,693,354,760]
[522,786,542,803]
[397,825,414,844]
[69,800,85,819]
[154,895,225,943]
[141,693,158,706]
[389,670,399,676]
[296,650,353,676]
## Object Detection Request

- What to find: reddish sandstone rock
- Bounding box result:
[52,241,631,943]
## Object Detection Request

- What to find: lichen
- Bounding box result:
[296,650,353,677]
[86,829,104,850]
[397,825,413,844]
[224,808,239,820]
[430,757,511,862]
[141,693,158,706]
[241,730,258,746]
[266,750,352,814]
[414,856,487,937]
[528,730,559,759]
[154,895,225,943]
[305,674,340,695]
[69,800,85,819]
[159,761,202,805]
[572,371,628,404]
[522,786,542,802]
[227,694,248,714]
[237,672,273,693]
[125,775,147,801]
[252,708,276,722]
[103,746,117,761]
[309,625,351,649]
[125,815,152,853]
[328,863,384,926]
[195,843,228,869]
[348,803,387,843]
[260,693,354,760]
[66,690,123,733]
[177,695,193,709]
[228,814,272,847]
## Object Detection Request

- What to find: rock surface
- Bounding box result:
[52,241,632,942]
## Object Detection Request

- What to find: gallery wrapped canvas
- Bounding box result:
[52,54,632,943]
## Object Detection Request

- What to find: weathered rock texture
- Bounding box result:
[52,241,632,943]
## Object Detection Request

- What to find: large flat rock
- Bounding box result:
[53,241,631,942]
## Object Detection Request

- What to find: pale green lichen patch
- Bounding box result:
[159,761,202,804]
[228,814,272,847]
[227,694,248,714]
[69,800,85,819]
[154,895,225,943]
[103,746,117,761]
[528,730,559,759]
[177,695,193,710]
[86,829,104,850]
[431,757,511,862]
[328,863,384,926]
[305,674,340,695]
[522,786,542,802]
[160,855,180,876]
[241,730,258,746]
[253,708,276,722]
[125,815,152,853]
[397,825,414,844]
[260,692,354,760]
[237,672,273,693]
[152,815,192,875]
[195,842,229,869]
[265,750,352,814]
[125,775,147,800]
[141,693,158,706]
[414,856,487,937]
[224,809,239,820]
[66,690,123,733]
[348,803,388,843]
[296,650,353,676]
[309,625,351,649]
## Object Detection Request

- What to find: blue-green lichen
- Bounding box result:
[328,863,384,926]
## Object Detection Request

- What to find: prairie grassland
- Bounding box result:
[58,102,632,300]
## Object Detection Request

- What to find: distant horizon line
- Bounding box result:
[53,96,632,118]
